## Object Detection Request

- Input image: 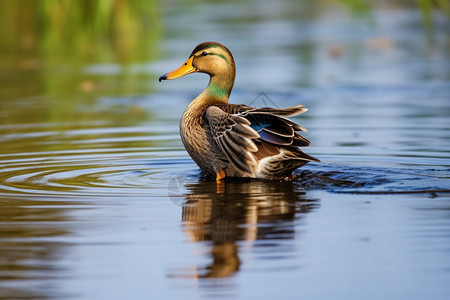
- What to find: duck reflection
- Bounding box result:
[180,179,317,278]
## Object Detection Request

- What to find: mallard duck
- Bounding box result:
[159,41,319,181]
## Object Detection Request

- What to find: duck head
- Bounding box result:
[159,42,236,100]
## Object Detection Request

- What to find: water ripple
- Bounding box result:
[0,142,190,197]
[0,147,449,198]
[1,84,449,198]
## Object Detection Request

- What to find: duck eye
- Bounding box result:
[202,51,207,56]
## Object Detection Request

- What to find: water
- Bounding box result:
[1,1,450,299]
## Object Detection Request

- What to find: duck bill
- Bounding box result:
[159,56,197,82]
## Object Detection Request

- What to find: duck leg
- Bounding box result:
[216,169,226,182]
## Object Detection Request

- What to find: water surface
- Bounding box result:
[1,1,449,299]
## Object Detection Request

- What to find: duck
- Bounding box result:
[159,41,319,181]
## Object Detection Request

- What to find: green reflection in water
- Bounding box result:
[0,0,165,162]
[0,197,87,299]
[0,0,162,103]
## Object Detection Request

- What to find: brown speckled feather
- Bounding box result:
[205,104,319,177]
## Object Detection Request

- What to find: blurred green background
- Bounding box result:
[0,0,448,126]
[0,0,448,98]
[0,0,160,99]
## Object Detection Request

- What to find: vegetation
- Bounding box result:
[417,0,450,28]
[0,0,447,100]
[0,0,161,63]
[0,0,162,100]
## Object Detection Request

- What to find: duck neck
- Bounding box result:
[196,69,235,105]
[206,75,233,102]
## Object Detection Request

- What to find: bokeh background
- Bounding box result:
[1,0,449,98]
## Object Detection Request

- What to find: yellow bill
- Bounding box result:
[159,56,197,82]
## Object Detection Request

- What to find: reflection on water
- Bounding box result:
[0,197,81,299]
[0,1,162,101]
[178,180,317,278]
[0,0,449,299]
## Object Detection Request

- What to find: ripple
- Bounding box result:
[0,146,193,197]
[1,104,449,198]
[297,159,450,194]
[1,146,449,197]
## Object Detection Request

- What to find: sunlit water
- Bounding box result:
[1,1,450,299]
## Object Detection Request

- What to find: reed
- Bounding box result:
[0,0,161,64]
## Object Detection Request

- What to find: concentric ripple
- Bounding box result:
[1,128,449,197]
[0,122,194,197]
[1,85,450,197]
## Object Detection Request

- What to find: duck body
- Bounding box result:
[160,42,319,180]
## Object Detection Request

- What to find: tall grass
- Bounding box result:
[0,0,162,101]
[0,0,447,100]
[0,0,161,63]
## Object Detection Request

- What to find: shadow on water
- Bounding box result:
[170,179,318,279]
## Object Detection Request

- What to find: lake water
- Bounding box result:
[1,1,449,299]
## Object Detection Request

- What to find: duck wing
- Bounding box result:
[207,104,320,177]
[239,105,315,148]
[244,104,308,117]
[206,106,260,175]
